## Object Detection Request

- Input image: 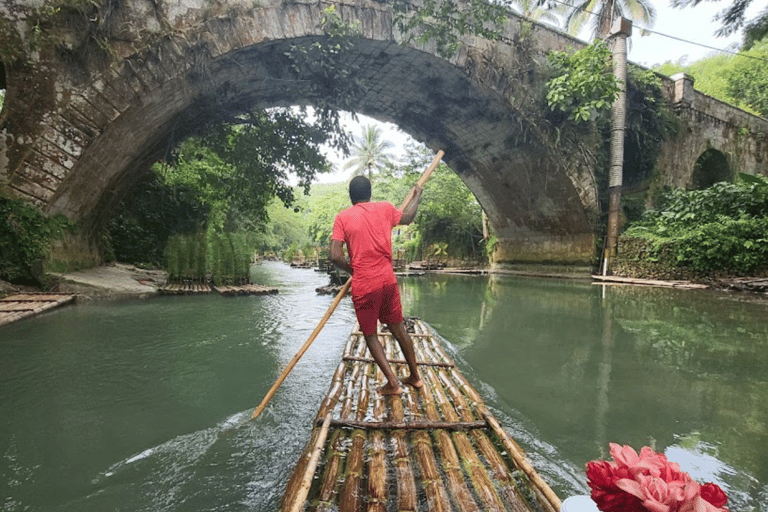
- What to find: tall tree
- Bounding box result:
[565,0,656,40]
[510,0,567,27]
[342,125,395,180]
[671,0,766,39]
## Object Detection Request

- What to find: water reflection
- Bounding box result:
[401,275,768,511]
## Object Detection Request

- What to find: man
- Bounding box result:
[330,175,424,395]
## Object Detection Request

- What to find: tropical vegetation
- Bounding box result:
[622,174,768,275]
[0,191,72,283]
[342,125,396,180]
[564,0,656,40]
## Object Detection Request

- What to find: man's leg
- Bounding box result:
[354,287,403,395]
[387,321,423,389]
[363,333,403,395]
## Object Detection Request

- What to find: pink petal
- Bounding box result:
[614,478,645,499]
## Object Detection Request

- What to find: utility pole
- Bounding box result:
[603,17,631,276]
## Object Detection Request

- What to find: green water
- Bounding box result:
[2,262,766,510]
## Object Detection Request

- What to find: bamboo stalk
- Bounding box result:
[316,428,346,507]
[417,366,481,512]
[282,412,333,512]
[481,409,562,512]
[314,360,347,422]
[399,363,452,512]
[427,366,506,510]
[316,419,487,430]
[472,430,532,512]
[367,365,388,512]
[341,355,455,368]
[384,340,418,512]
[339,364,372,510]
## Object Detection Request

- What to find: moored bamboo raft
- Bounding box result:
[214,284,279,296]
[158,282,213,295]
[0,293,77,328]
[280,318,562,512]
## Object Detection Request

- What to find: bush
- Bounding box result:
[623,173,768,274]
[1,193,72,283]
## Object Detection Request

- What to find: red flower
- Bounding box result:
[586,460,645,512]
[586,445,730,512]
[700,483,728,508]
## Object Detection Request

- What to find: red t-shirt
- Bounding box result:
[331,201,403,298]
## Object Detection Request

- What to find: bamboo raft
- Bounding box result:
[214,284,278,296]
[158,283,214,295]
[0,293,76,328]
[281,318,562,512]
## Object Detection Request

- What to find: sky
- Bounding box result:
[313,0,764,183]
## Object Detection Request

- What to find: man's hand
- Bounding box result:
[399,184,423,225]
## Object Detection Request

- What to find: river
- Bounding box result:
[1,261,766,511]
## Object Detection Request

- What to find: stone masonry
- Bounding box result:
[1,0,766,269]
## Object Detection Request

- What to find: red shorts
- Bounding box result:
[353,283,404,335]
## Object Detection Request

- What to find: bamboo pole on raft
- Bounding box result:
[249,149,444,421]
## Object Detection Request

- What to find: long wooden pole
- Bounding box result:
[481,408,562,512]
[250,149,444,421]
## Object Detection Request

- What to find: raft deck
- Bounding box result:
[0,293,76,328]
[281,319,561,512]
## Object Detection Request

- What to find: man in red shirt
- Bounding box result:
[330,176,423,395]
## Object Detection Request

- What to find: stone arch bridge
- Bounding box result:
[1,0,767,269]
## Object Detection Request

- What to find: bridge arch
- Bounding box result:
[4,0,765,270]
[1,0,601,267]
[692,148,731,189]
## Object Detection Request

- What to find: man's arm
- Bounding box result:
[330,239,353,274]
[398,184,423,225]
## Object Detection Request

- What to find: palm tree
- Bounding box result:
[565,0,656,40]
[342,124,395,180]
[510,0,567,27]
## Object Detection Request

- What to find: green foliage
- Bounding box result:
[724,39,768,116]
[652,41,768,117]
[164,228,254,284]
[545,41,620,123]
[621,68,680,189]
[743,9,768,49]
[393,0,507,58]
[0,192,72,283]
[304,184,349,246]
[624,173,768,274]
[108,172,206,266]
[0,89,4,112]
[152,108,330,234]
[406,152,484,260]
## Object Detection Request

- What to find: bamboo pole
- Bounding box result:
[250,151,443,421]
[341,355,455,367]
[427,366,506,511]
[367,364,388,512]
[339,367,372,510]
[434,356,531,512]
[399,362,453,512]
[419,366,481,512]
[282,412,333,512]
[316,419,487,430]
[481,409,562,512]
[250,279,351,420]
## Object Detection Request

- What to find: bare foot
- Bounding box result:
[378,382,403,396]
[402,375,424,389]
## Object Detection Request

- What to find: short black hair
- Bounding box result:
[349,176,371,204]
